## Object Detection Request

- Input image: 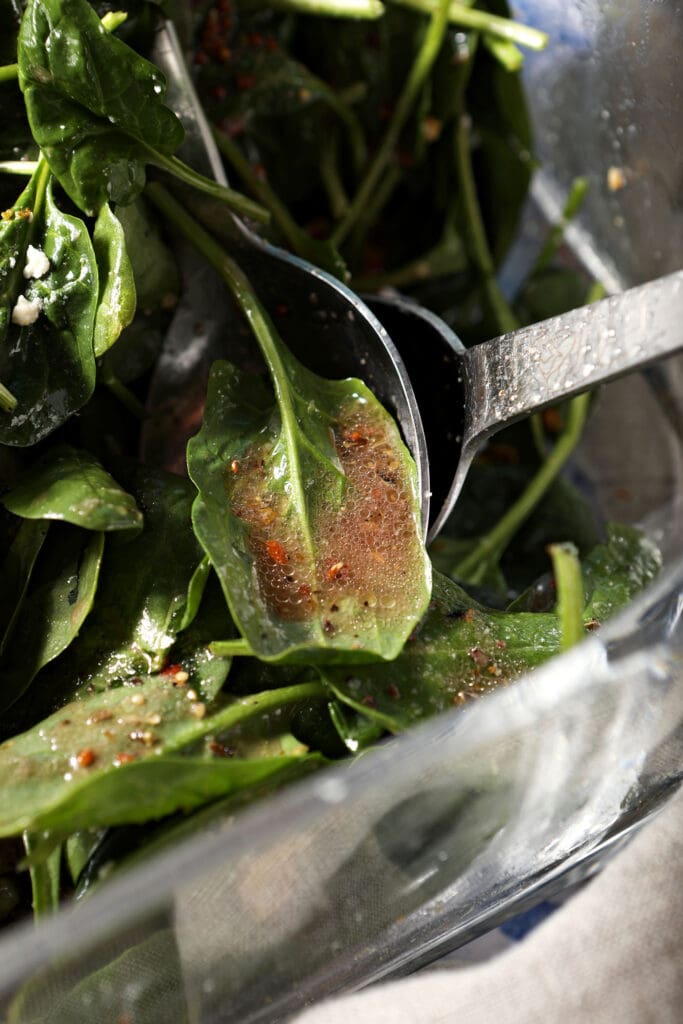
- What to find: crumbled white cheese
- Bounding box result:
[23,244,50,280]
[9,256,16,269]
[11,294,43,326]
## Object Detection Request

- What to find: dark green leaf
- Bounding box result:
[92,203,136,357]
[188,355,431,663]
[0,677,323,836]
[18,0,184,213]
[0,174,98,446]
[74,755,323,899]
[19,464,212,707]
[113,198,180,313]
[0,524,104,713]
[2,445,143,532]
[0,517,49,657]
[65,829,104,885]
[321,571,562,731]
[583,523,662,624]
[7,929,191,1024]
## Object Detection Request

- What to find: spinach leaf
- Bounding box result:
[99,198,180,383]
[0,677,324,837]
[0,171,98,446]
[583,523,662,624]
[321,571,562,731]
[188,354,431,663]
[0,517,49,657]
[0,524,104,714]
[110,198,180,315]
[16,464,211,712]
[17,0,184,215]
[7,929,191,1024]
[92,203,136,357]
[2,445,143,532]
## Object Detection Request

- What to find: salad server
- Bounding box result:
[153,24,683,543]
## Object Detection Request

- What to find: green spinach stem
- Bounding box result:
[149,151,270,224]
[0,63,18,83]
[23,832,61,918]
[0,383,17,414]
[242,0,385,18]
[548,542,585,651]
[0,160,39,175]
[331,0,451,248]
[320,133,350,220]
[454,392,591,584]
[99,366,147,420]
[209,638,254,657]
[453,112,518,335]
[389,0,548,50]
[213,128,314,254]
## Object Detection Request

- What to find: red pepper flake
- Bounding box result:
[76,747,96,768]
[253,163,267,181]
[542,407,563,433]
[386,683,401,700]
[298,583,312,597]
[468,646,489,668]
[222,115,245,138]
[230,459,240,474]
[212,84,228,101]
[361,694,377,708]
[209,740,236,758]
[248,31,263,47]
[161,662,183,676]
[275,302,289,317]
[237,73,256,91]
[266,540,289,565]
[495,639,507,649]
[264,36,278,52]
[345,430,368,446]
[194,50,208,65]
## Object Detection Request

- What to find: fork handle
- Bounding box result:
[462,270,683,452]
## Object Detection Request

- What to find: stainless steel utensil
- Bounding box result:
[153,24,683,543]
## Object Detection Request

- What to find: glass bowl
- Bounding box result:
[0,2,681,1021]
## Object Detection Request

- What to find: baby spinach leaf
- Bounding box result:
[321,571,562,731]
[0,677,324,837]
[17,0,184,214]
[0,524,104,714]
[114,198,180,314]
[7,929,191,1024]
[189,352,431,663]
[92,203,136,357]
[0,517,49,657]
[2,445,143,532]
[0,173,98,447]
[0,168,40,346]
[582,523,662,624]
[21,464,209,704]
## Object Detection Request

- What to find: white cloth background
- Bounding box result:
[292,786,683,1024]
